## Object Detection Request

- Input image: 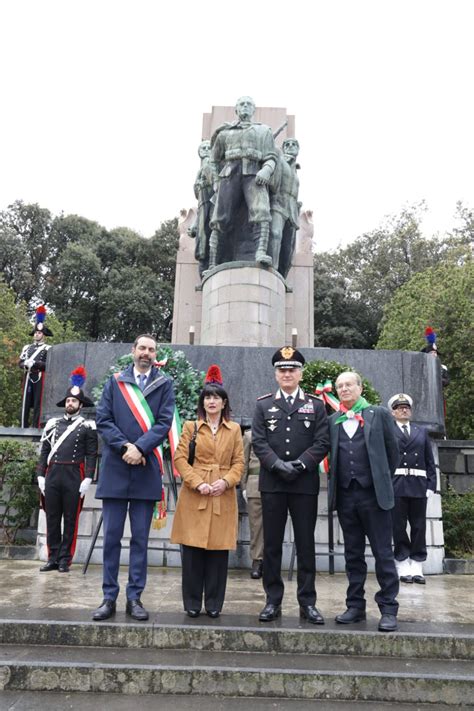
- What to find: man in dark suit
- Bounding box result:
[252,347,329,623]
[388,393,437,585]
[92,334,175,621]
[328,371,400,632]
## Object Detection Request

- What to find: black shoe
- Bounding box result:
[299,605,325,625]
[186,609,200,618]
[39,561,59,572]
[259,603,281,622]
[250,560,263,579]
[335,607,367,624]
[58,564,70,573]
[400,574,413,583]
[378,613,398,632]
[206,610,220,618]
[126,598,149,621]
[412,575,426,584]
[92,599,116,621]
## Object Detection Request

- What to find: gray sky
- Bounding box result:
[1,0,473,252]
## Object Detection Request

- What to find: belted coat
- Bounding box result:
[393,424,437,497]
[170,419,244,550]
[95,364,175,500]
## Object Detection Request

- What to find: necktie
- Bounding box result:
[138,374,147,391]
[402,424,409,440]
[287,395,293,407]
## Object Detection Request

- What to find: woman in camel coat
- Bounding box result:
[170,366,244,618]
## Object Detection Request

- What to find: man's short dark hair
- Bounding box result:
[133,334,157,347]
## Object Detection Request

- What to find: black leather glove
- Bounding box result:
[271,459,298,483]
[288,460,305,472]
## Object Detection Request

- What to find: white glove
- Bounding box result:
[79,478,92,497]
[37,476,46,495]
[25,358,34,369]
[426,489,434,499]
[242,489,248,503]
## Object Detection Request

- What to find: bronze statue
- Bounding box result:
[270,138,301,278]
[206,97,278,272]
[188,140,214,277]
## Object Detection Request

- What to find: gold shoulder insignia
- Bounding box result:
[257,393,273,400]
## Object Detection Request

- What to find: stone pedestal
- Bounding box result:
[201,264,286,347]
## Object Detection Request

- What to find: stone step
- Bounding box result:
[0,643,473,703]
[0,614,473,660]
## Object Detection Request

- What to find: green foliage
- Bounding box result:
[92,347,204,427]
[377,261,474,439]
[314,203,473,349]
[442,486,474,558]
[0,440,38,544]
[301,360,381,405]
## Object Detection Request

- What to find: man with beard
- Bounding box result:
[93,334,175,621]
[37,366,97,573]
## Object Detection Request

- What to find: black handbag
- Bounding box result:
[187,421,198,465]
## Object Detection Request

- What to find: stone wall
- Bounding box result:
[438,441,474,494]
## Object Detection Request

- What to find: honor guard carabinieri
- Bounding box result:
[18,304,53,428]
[252,346,329,624]
[37,366,98,573]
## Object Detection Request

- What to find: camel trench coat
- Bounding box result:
[170,419,244,550]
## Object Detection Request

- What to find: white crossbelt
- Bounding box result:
[47,417,84,465]
[395,468,427,477]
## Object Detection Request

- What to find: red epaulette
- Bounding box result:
[257,393,273,401]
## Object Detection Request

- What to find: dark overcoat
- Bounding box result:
[95,364,175,500]
[393,424,437,497]
[328,405,399,511]
[252,388,329,495]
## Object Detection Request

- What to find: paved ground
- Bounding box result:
[0,560,472,627]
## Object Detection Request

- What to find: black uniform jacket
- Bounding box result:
[393,424,437,498]
[328,405,399,512]
[252,388,329,495]
[36,415,98,479]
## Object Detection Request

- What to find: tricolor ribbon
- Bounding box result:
[114,374,183,529]
[314,380,341,475]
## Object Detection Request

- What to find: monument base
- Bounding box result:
[201,263,286,347]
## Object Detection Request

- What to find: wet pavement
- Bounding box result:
[0,560,472,628]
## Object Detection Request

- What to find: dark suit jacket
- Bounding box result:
[252,389,329,495]
[393,424,437,497]
[328,405,399,511]
[95,364,175,500]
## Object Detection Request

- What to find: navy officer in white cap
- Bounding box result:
[252,346,329,623]
[388,393,437,584]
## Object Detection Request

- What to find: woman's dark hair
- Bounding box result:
[197,383,231,421]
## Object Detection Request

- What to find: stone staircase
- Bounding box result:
[0,614,473,704]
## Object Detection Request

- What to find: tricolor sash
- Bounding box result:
[314,380,341,475]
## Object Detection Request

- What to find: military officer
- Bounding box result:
[242,429,264,579]
[388,393,437,584]
[37,367,98,573]
[252,347,329,623]
[19,305,53,428]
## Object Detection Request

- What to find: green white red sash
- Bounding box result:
[314,380,341,475]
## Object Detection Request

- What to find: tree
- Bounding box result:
[314,203,472,349]
[377,261,474,439]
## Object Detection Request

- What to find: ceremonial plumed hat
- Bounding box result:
[29,304,53,337]
[388,393,413,410]
[56,366,95,408]
[421,326,441,356]
[272,346,305,369]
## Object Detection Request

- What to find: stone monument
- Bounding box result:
[171,98,314,348]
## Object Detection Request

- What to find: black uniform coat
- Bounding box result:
[95,364,175,501]
[393,424,437,497]
[328,406,399,511]
[252,388,329,494]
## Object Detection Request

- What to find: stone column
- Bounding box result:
[200,264,286,347]
[171,209,202,345]
[285,210,314,346]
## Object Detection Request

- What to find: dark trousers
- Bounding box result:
[181,545,229,612]
[261,492,318,606]
[392,496,427,562]
[21,377,43,428]
[337,482,399,615]
[44,466,82,566]
[101,498,154,601]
